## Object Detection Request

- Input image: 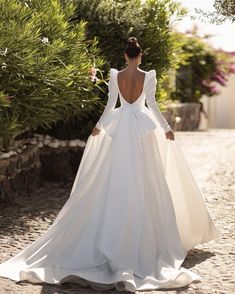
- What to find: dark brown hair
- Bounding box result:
[125,37,142,59]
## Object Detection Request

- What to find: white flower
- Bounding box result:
[0,48,8,56]
[89,66,100,83]
[41,37,49,44]
[1,62,7,69]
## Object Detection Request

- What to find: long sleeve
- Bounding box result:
[145,70,172,133]
[95,68,119,130]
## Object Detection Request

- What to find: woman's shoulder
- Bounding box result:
[146,70,156,83]
[140,69,156,79]
[110,67,155,72]
[147,69,156,75]
[144,69,157,89]
[110,68,118,74]
[109,68,156,81]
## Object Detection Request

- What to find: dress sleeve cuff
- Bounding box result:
[163,125,172,133]
[95,121,103,130]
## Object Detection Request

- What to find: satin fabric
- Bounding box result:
[0,69,218,292]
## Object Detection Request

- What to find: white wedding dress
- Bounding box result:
[0,68,218,292]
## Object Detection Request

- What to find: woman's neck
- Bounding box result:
[126,64,139,71]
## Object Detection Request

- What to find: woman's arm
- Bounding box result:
[145,70,172,133]
[94,69,119,131]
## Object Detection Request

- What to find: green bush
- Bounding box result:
[72,0,186,98]
[72,0,144,70]
[171,31,234,102]
[0,0,103,148]
[140,0,186,102]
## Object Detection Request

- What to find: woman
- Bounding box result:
[0,37,218,292]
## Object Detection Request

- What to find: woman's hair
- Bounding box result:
[125,37,142,59]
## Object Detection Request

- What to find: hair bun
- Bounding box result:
[127,37,138,48]
[125,36,142,59]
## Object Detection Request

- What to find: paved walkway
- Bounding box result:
[0,129,234,293]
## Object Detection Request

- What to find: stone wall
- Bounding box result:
[0,136,85,204]
[40,146,84,183]
[164,102,200,131]
[0,145,41,203]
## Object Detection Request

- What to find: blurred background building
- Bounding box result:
[176,0,235,129]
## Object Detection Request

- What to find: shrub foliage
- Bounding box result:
[0,0,103,147]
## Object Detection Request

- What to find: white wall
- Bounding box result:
[204,74,235,129]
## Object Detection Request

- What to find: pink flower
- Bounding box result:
[213,74,227,86]
[210,85,220,95]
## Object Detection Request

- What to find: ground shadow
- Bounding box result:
[38,282,194,294]
[182,248,215,268]
[142,285,192,293]
[38,281,126,294]
[0,182,72,236]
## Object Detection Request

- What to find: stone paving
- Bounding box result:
[0,129,234,294]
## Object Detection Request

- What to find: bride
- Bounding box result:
[0,37,218,292]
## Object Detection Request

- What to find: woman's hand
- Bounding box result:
[165,130,175,140]
[91,127,101,136]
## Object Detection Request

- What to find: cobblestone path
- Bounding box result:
[0,129,234,294]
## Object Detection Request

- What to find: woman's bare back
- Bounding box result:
[117,69,146,104]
